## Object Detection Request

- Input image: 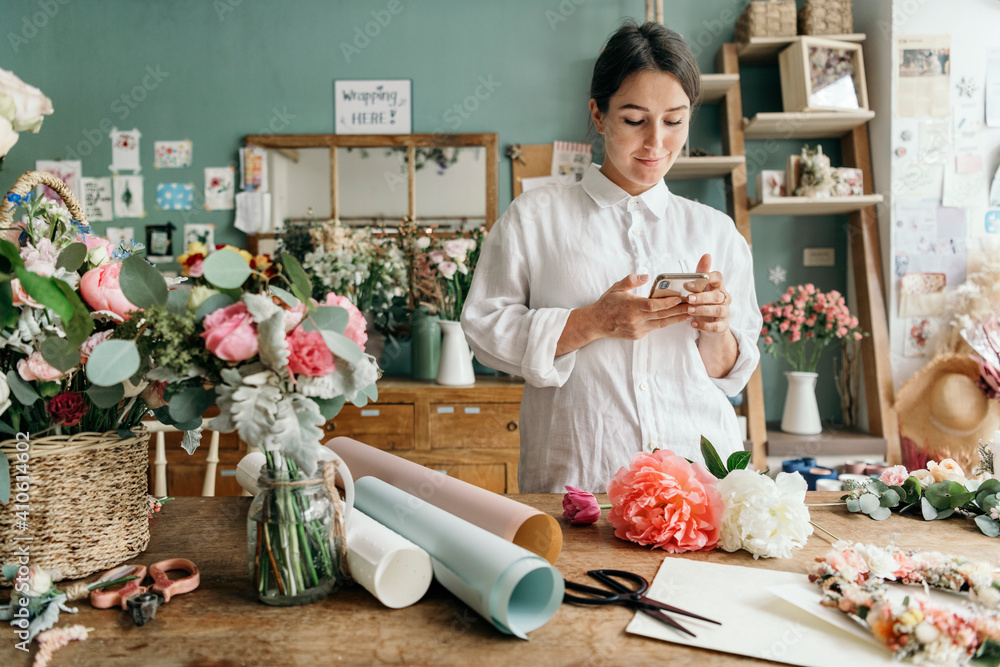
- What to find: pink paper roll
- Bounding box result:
[326,437,562,565]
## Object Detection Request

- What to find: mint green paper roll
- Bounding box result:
[354,476,563,639]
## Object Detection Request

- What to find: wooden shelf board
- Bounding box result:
[737,34,867,64]
[766,424,887,458]
[743,111,876,139]
[749,194,883,216]
[700,73,739,104]
[667,155,745,180]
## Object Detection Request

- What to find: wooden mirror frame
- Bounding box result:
[244,133,499,230]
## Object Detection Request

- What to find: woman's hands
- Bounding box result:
[690,254,738,378]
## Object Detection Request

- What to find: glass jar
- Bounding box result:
[247,469,344,606]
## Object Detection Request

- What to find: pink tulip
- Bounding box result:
[562,486,602,524]
[79,262,139,319]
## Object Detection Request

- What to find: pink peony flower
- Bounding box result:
[79,262,139,319]
[878,465,909,487]
[10,278,42,308]
[562,486,601,524]
[201,302,258,361]
[17,351,66,382]
[286,328,336,377]
[322,294,368,349]
[606,449,723,553]
[80,330,113,363]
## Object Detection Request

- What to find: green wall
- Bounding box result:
[1,0,850,422]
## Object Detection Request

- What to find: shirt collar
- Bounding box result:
[581,163,670,219]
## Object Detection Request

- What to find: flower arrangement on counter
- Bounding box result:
[0,67,53,159]
[562,438,813,559]
[809,542,1000,665]
[760,284,865,372]
[842,448,1000,538]
[396,215,486,322]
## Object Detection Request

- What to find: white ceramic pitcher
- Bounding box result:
[780,371,822,435]
[436,320,475,386]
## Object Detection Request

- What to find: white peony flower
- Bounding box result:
[0,373,10,417]
[717,470,813,559]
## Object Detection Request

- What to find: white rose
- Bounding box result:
[443,239,467,259]
[0,67,54,132]
[25,565,53,597]
[0,373,10,417]
[0,115,17,157]
[415,236,431,249]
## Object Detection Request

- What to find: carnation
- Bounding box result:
[716,470,812,559]
[47,392,88,427]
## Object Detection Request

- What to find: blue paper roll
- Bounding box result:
[354,476,564,639]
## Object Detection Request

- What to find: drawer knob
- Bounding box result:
[506,421,518,432]
[325,423,337,432]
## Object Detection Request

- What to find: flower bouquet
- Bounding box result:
[760,284,865,372]
[0,174,162,580]
[126,244,380,604]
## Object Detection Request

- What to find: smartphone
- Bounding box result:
[647,272,710,300]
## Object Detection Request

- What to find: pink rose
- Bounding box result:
[186,257,204,278]
[443,239,468,259]
[562,486,601,524]
[438,261,458,279]
[427,250,445,265]
[17,351,66,382]
[877,465,909,487]
[80,330,113,363]
[322,294,368,349]
[286,328,336,377]
[201,302,258,361]
[80,262,139,319]
[606,449,724,553]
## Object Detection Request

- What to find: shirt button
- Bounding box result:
[628,198,639,210]
[648,442,658,452]
[630,228,640,236]
[639,383,648,391]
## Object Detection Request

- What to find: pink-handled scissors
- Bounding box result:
[90,558,200,610]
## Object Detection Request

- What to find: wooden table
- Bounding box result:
[3,493,998,666]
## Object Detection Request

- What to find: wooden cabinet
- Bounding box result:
[150,376,525,497]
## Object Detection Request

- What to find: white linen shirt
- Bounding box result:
[461,164,762,493]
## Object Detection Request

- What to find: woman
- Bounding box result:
[461,20,762,493]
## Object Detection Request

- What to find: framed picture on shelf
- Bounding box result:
[757,170,786,201]
[145,224,174,262]
[834,168,864,196]
[779,37,868,112]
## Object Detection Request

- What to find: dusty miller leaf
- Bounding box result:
[257,311,289,372]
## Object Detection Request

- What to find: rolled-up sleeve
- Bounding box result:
[461,205,577,387]
[709,230,762,397]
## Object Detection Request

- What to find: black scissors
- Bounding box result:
[562,569,720,638]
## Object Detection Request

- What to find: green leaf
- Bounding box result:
[974,515,1000,538]
[86,383,125,409]
[314,396,346,420]
[350,389,368,408]
[320,330,363,364]
[116,428,134,440]
[166,288,188,316]
[152,405,177,425]
[726,450,753,472]
[55,242,87,272]
[303,306,348,334]
[54,280,94,346]
[845,498,861,513]
[977,492,998,512]
[859,493,881,514]
[699,435,728,479]
[6,370,40,405]
[269,285,299,308]
[925,481,972,510]
[15,268,72,321]
[37,381,60,398]
[85,340,141,387]
[363,381,378,402]
[921,497,939,520]
[168,386,216,424]
[1,564,18,582]
[40,336,81,372]
[880,489,901,508]
[280,252,313,305]
[0,421,14,435]
[976,478,1000,497]
[119,255,167,308]
[975,637,1000,667]
[935,507,955,520]
[0,451,9,504]
[0,282,17,329]
[902,476,922,504]
[869,479,889,494]
[202,249,252,289]
[0,239,24,272]
[194,293,235,323]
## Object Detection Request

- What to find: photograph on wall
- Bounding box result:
[895,35,951,118]
[154,140,193,168]
[205,166,236,210]
[155,182,195,210]
[145,223,174,261]
[183,223,215,249]
[110,127,142,172]
[112,174,144,218]
[79,176,113,222]
[35,160,82,201]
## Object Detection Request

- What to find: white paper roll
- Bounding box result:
[235,452,433,608]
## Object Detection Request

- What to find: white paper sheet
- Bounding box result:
[204,166,235,210]
[112,174,144,218]
[895,35,951,118]
[626,559,895,666]
[79,176,113,222]
[234,191,271,233]
[34,159,82,201]
[987,48,1000,127]
[110,127,142,172]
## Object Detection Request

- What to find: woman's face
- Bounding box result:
[589,69,691,196]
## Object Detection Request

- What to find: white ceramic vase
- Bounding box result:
[780,371,822,435]
[436,320,475,386]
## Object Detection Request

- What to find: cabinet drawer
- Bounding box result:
[435,464,507,494]
[429,403,520,449]
[323,405,414,450]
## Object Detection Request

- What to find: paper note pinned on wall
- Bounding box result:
[898,272,946,318]
[550,141,592,181]
[234,191,271,233]
[154,140,193,168]
[112,175,144,218]
[110,128,142,172]
[204,166,235,210]
[955,153,983,174]
[35,160,82,201]
[79,177,113,222]
[155,182,194,210]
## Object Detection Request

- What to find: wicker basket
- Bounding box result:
[0,169,88,226]
[798,0,853,35]
[735,0,797,43]
[0,428,151,583]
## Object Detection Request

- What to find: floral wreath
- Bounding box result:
[810,542,1000,665]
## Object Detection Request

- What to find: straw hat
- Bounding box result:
[895,354,1000,471]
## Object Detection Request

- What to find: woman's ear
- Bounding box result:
[588,98,604,134]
